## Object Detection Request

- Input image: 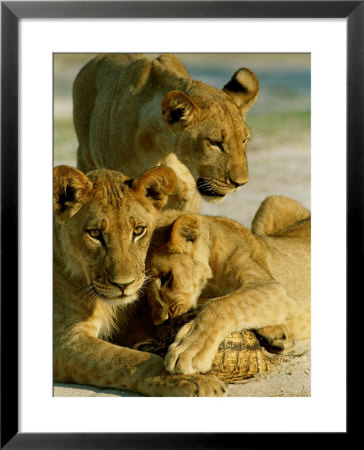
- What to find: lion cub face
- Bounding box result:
[54,165,176,305]
[146,215,211,324]
[161,68,259,202]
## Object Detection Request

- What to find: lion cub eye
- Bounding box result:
[160,271,173,288]
[88,229,102,239]
[133,226,146,241]
[207,138,224,152]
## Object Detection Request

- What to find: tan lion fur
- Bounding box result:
[73,53,259,211]
[145,196,310,375]
[53,165,227,396]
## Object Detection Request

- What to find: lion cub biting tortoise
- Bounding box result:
[144,196,310,375]
[74,53,259,212]
[53,164,226,396]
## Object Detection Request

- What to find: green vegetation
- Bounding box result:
[248,110,310,150]
[54,117,77,164]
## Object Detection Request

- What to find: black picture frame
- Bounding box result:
[1,1,359,448]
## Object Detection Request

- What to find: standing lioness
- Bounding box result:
[74,53,259,211]
[53,165,226,396]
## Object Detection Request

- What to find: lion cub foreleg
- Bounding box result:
[54,332,226,396]
[165,280,297,375]
[55,333,161,392]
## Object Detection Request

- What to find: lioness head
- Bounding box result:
[146,214,211,325]
[161,68,259,202]
[54,165,176,306]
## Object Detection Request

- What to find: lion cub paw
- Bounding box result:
[254,325,294,354]
[164,322,219,375]
[155,374,227,397]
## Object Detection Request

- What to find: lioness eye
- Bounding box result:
[133,226,146,240]
[160,271,173,288]
[88,229,101,239]
[207,138,224,152]
[242,138,247,144]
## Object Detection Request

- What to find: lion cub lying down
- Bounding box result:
[53,165,226,396]
[145,197,311,375]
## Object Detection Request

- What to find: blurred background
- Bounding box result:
[54,53,310,228]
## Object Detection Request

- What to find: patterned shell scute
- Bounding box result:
[210,330,275,382]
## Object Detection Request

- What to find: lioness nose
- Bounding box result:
[229,177,248,188]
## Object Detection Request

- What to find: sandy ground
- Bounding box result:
[54,339,310,397]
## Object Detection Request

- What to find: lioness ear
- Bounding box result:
[161,90,199,125]
[53,165,92,222]
[223,68,259,115]
[132,166,177,210]
[168,214,200,253]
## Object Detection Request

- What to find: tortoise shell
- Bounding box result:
[136,310,275,382]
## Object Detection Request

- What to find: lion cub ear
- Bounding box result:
[168,214,200,253]
[223,68,259,114]
[132,166,177,210]
[53,165,92,223]
[161,90,200,125]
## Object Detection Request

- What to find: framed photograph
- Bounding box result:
[2,1,359,447]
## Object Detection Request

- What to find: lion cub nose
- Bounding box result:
[229,177,248,188]
[109,277,136,292]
